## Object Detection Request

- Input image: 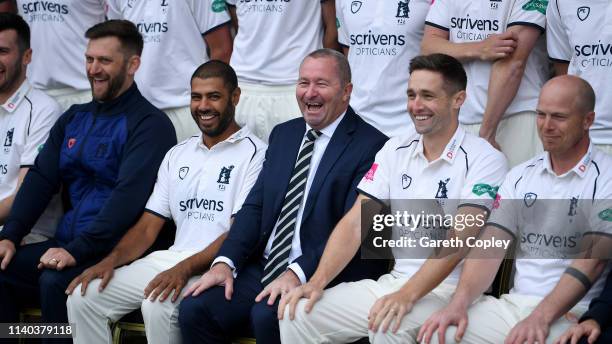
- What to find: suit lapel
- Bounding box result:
[301,108,357,223]
[271,121,307,219]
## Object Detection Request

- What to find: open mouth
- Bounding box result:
[306,102,323,111]
[198,112,219,123]
[414,114,433,121]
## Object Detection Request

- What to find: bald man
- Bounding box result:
[417,75,612,344]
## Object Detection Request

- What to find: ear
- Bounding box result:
[584,111,595,130]
[452,90,466,110]
[231,87,241,107]
[126,55,141,77]
[342,82,353,103]
[22,48,32,66]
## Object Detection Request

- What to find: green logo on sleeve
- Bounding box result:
[37,144,44,152]
[522,0,548,15]
[212,0,226,13]
[472,184,499,199]
[598,208,612,222]
[336,17,340,29]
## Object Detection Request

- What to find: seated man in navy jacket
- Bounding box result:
[0,19,176,334]
[177,48,389,344]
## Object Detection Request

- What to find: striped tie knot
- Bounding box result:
[306,129,322,142]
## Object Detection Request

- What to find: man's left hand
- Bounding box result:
[368,289,415,334]
[505,311,551,344]
[144,264,191,303]
[38,248,76,270]
[255,270,300,306]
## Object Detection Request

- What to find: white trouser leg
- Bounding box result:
[163,106,199,142]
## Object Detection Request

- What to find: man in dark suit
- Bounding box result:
[177,48,388,344]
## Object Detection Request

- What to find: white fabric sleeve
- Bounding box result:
[104,0,123,19]
[224,0,237,6]
[335,0,349,46]
[587,175,612,237]
[486,168,521,238]
[508,0,546,30]
[287,262,307,284]
[232,144,266,215]
[212,256,238,277]
[144,149,172,219]
[356,138,395,204]
[425,0,450,31]
[190,0,231,35]
[20,100,62,166]
[545,0,572,62]
[459,149,508,211]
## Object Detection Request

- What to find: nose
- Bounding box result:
[409,95,424,111]
[197,98,211,112]
[88,59,102,75]
[303,84,318,99]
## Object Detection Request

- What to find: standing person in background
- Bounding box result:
[422,0,549,167]
[106,0,233,142]
[0,0,15,13]
[17,0,105,110]
[335,0,430,137]
[226,0,339,142]
[547,1,612,154]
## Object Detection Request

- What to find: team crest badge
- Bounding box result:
[524,192,537,207]
[179,166,189,180]
[577,6,590,21]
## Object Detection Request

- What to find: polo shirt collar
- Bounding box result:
[412,126,466,164]
[1,79,31,113]
[540,143,594,178]
[198,126,253,151]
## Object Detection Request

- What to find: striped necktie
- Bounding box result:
[261,129,322,286]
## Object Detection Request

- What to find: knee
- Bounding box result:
[66,290,86,315]
[141,299,172,324]
[429,326,459,344]
[39,270,67,293]
[178,295,212,329]
[278,300,307,332]
[250,301,277,332]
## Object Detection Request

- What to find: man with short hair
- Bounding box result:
[65,60,266,344]
[18,0,105,111]
[546,1,612,154]
[227,0,339,142]
[0,13,62,245]
[279,53,507,344]
[418,75,612,344]
[106,0,233,142]
[0,20,176,331]
[177,48,388,344]
[422,0,549,166]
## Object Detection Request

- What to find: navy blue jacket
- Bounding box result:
[0,83,176,263]
[218,107,389,284]
[581,270,612,328]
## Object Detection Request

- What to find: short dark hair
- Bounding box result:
[409,54,467,95]
[303,48,351,86]
[85,20,143,57]
[0,13,30,53]
[191,60,238,93]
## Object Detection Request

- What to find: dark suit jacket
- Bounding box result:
[581,270,612,328]
[218,107,388,284]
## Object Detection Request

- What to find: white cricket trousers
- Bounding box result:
[280,273,456,344]
[431,293,587,344]
[67,250,199,344]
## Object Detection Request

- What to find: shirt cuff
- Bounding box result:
[288,262,307,284]
[212,256,238,278]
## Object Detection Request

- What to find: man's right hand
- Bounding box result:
[417,300,470,344]
[277,282,324,321]
[182,262,234,300]
[0,239,16,270]
[555,319,601,344]
[478,31,517,61]
[65,260,115,296]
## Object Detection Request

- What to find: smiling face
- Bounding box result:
[407,70,463,138]
[190,76,239,139]
[0,29,28,96]
[536,79,593,155]
[85,36,138,102]
[296,56,352,130]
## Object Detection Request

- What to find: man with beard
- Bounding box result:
[0,14,62,245]
[0,20,176,339]
[65,60,266,344]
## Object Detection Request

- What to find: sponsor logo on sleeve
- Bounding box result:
[472,183,499,199]
[598,208,612,222]
[212,0,226,13]
[364,163,379,182]
[522,0,548,15]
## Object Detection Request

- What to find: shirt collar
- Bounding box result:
[411,126,466,164]
[540,143,594,178]
[197,127,253,150]
[1,79,31,113]
[304,111,346,140]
